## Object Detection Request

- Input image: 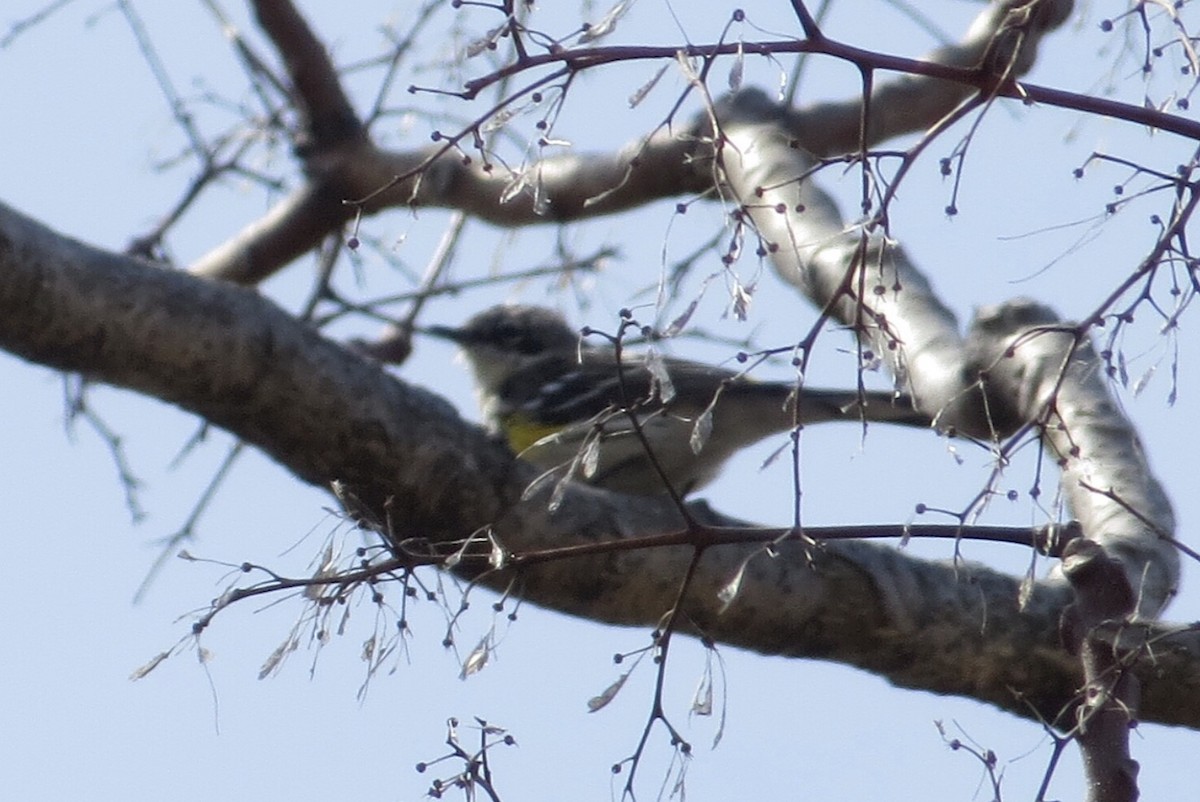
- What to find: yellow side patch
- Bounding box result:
[503,415,562,454]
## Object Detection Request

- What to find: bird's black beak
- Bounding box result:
[419,324,469,344]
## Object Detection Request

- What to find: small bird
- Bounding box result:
[426,305,928,495]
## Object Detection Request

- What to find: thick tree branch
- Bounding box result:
[189,0,1093,284]
[968,301,1179,615]
[714,105,1178,597]
[251,0,364,149]
[2,200,1198,730]
[712,63,1179,798]
[1062,539,1141,802]
[792,0,1075,155]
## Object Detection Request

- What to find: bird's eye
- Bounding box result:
[492,323,520,344]
[519,335,544,354]
[513,331,543,354]
[486,322,533,353]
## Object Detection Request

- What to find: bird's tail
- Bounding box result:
[801,387,930,428]
[729,383,930,429]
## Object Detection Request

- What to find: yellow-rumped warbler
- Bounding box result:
[427,305,928,495]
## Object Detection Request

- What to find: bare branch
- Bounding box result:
[3,201,1198,731]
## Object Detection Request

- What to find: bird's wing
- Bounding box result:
[499,347,927,428]
[496,353,634,425]
[496,349,745,425]
[663,360,929,427]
